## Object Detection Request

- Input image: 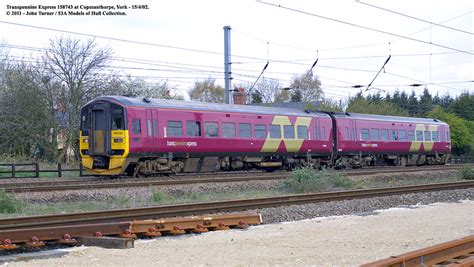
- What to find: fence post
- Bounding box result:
[35,163,39,178]
[58,163,62,178]
[11,164,15,178]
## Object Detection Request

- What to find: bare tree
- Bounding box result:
[289,71,323,102]
[253,78,289,103]
[42,37,113,161]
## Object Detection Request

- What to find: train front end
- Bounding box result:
[80,99,129,175]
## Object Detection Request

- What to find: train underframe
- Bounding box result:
[120,151,450,177]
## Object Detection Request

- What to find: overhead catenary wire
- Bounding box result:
[356,0,473,36]
[257,1,474,56]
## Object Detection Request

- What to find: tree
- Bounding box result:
[418,87,433,117]
[250,89,263,104]
[347,97,409,116]
[0,61,56,159]
[407,90,419,116]
[428,106,472,155]
[252,78,288,103]
[316,98,345,112]
[189,78,224,103]
[449,92,474,121]
[42,37,113,161]
[290,89,302,102]
[289,71,323,102]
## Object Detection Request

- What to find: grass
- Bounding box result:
[0,190,24,214]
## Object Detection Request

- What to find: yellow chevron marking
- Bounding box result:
[410,124,439,152]
[409,141,422,152]
[261,116,312,153]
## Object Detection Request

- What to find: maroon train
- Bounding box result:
[79,96,451,176]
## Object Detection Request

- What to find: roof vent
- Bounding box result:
[345,112,350,116]
[433,119,438,122]
[143,97,151,103]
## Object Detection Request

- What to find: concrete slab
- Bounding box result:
[77,236,134,249]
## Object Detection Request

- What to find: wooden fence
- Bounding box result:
[0,163,87,178]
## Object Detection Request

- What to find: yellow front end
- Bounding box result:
[80,130,130,176]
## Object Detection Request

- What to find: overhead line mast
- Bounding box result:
[224,25,232,104]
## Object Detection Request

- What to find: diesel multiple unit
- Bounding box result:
[80,96,451,176]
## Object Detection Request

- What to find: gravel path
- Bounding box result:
[8,200,473,266]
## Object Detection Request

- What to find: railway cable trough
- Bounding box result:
[0,213,261,253]
[362,235,474,266]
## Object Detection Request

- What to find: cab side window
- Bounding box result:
[132,118,141,134]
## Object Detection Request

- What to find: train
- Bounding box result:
[79,96,451,177]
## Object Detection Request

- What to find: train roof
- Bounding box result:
[329,112,448,125]
[87,96,330,118]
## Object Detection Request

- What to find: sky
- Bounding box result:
[0,0,473,101]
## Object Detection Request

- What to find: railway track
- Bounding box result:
[362,235,474,266]
[0,180,472,249]
[0,165,467,193]
[0,180,472,231]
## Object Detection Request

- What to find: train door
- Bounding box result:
[146,109,155,145]
[91,103,110,155]
[350,120,357,151]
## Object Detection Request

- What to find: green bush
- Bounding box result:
[280,166,355,193]
[459,166,474,180]
[0,189,23,213]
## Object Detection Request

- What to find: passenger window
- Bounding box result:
[322,127,327,140]
[205,122,219,137]
[424,131,431,141]
[447,131,450,141]
[132,118,141,134]
[222,122,236,138]
[344,127,349,140]
[432,131,438,141]
[186,121,201,137]
[255,124,267,139]
[269,124,281,139]
[408,130,415,141]
[416,130,423,141]
[297,126,308,140]
[391,130,398,141]
[361,128,370,141]
[399,130,407,141]
[381,129,389,141]
[111,106,124,130]
[283,125,295,139]
[167,121,182,137]
[371,128,379,141]
[239,123,251,138]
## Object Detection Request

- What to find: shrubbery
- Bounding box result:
[459,166,474,180]
[280,166,355,193]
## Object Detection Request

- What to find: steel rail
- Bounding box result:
[0,180,472,231]
[0,165,466,193]
[361,235,474,266]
